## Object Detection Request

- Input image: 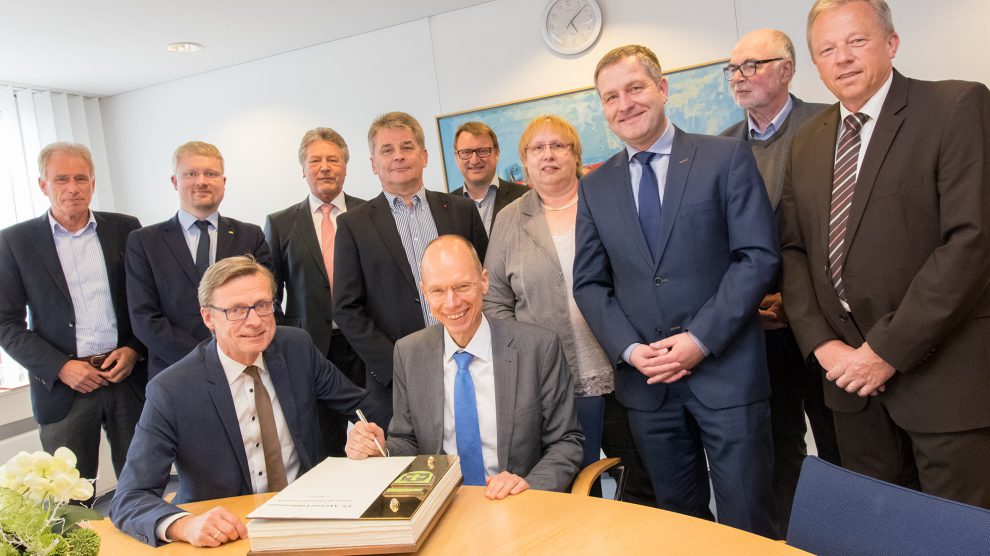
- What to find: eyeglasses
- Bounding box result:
[207,300,276,321]
[525,143,572,157]
[424,282,479,300]
[722,58,784,80]
[178,170,223,180]
[455,147,495,160]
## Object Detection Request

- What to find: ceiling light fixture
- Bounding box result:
[165,42,203,53]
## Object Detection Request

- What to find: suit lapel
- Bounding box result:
[490,321,517,471]
[655,128,694,269]
[264,347,310,470]
[293,199,328,283]
[519,193,562,272]
[422,327,445,454]
[367,194,418,291]
[813,106,842,256]
[493,179,514,214]
[606,152,654,268]
[162,215,200,285]
[426,189,456,235]
[93,213,124,319]
[843,72,908,259]
[203,341,253,490]
[216,215,236,259]
[29,213,72,304]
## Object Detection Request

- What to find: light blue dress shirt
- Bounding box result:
[383,188,439,327]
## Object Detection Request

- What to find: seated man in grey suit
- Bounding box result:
[110,256,386,548]
[345,235,584,499]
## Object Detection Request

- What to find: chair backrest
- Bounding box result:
[787,456,990,556]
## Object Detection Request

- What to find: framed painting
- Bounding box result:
[435,59,741,191]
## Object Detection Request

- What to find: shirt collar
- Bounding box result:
[383,186,427,209]
[748,94,794,139]
[48,210,96,235]
[216,343,268,386]
[840,71,893,123]
[308,192,347,214]
[177,209,219,231]
[625,119,675,161]
[443,315,492,364]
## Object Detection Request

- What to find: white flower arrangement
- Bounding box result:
[0,448,101,556]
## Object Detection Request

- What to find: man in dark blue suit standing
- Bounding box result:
[110,256,384,548]
[573,45,779,537]
[126,141,271,378]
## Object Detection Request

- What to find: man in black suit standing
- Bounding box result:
[334,112,488,422]
[0,142,145,487]
[126,141,271,378]
[264,127,365,456]
[448,121,528,235]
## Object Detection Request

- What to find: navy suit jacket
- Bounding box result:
[332,190,488,388]
[573,128,779,411]
[109,326,387,546]
[264,194,364,355]
[125,214,271,377]
[0,211,146,424]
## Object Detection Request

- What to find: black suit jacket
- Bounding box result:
[264,194,365,354]
[125,214,271,378]
[0,211,146,424]
[333,189,488,387]
[449,178,529,231]
[780,70,990,432]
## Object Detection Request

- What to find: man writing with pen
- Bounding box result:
[110,255,387,548]
[345,235,584,500]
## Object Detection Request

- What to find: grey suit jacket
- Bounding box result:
[387,318,583,492]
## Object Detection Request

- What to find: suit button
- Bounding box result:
[68,323,74,328]
[654,277,664,286]
[838,312,849,323]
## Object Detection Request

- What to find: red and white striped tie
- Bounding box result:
[828,112,869,304]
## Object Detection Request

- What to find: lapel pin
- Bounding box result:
[679,158,689,164]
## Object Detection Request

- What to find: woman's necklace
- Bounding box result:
[541,195,578,211]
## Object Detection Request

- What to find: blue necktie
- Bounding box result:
[633,151,661,258]
[194,220,211,279]
[452,350,486,486]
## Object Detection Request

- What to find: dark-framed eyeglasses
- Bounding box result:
[722,58,784,80]
[207,300,276,321]
[455,147,495,160]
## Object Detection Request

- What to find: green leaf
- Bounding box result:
[51,505,103,534]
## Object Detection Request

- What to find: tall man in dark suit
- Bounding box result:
[333,112,488,422]
[573,45,779,536]
[346,235,583,499]
[719,28,837,530]
[126,141,271,378]
[779,0,990,508]
[110,256,386,548]
[448,121,528,235]
[265,127,365,457]
[0,142,145,488]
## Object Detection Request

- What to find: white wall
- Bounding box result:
[101,0,990,226]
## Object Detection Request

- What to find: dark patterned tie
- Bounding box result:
[194,220,211,279]
[828,113,870,304]
[243,366,288,492]
[633,151,661,259]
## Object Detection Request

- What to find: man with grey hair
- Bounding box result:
[264,127,366,456]
[110,255,386,548]
[126,141,272,378]
[0,142,145,495]
[719,28,837,530]
[334,111,488,422]
[781,0,990,507]
[448,121,528,235]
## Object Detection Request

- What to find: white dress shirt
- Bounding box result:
[441,315,499,478]
[176,209,219,266]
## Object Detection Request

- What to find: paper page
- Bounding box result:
[248,456,415,519]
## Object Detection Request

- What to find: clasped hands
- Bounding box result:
[345,422,530,499]
[815,339,895,397]
[629,333,705,384]
[57,346,139,393]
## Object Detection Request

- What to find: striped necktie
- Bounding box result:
[828,112,869,304]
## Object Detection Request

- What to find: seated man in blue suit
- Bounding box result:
[125,141,272,378]
[573,45,779,537]
[110,256,386,548]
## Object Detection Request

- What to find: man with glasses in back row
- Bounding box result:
[448,121,528,235]
[126,141,272,379]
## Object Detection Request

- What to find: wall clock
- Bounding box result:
[541,0,603,55]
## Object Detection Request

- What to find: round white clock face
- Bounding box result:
[542,0,603,55]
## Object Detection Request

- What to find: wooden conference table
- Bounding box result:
[90,487,810,555]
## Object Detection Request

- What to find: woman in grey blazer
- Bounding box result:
[484,115,613,483]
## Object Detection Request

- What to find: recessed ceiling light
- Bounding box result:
[166,42,203,53]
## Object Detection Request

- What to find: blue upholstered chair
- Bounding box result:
[787,456,990,556]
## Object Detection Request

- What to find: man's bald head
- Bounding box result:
[420,235,488,347]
